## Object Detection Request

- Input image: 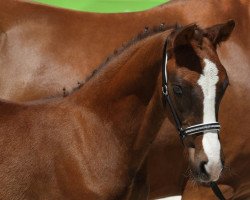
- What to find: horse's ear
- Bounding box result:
[204,19,235,47]
[173,24,197,47]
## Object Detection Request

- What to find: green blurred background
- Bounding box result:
[33,0,169,13]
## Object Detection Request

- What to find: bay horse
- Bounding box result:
[0,24,230,199]
[0,0,249,199]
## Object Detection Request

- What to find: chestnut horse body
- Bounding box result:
[0,25,229,199]
[0,0,250,199]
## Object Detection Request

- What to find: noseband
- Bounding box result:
[161,42,221,140]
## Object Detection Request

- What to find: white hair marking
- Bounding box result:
[198,59,222,181]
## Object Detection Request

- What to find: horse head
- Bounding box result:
[163,20,235,183]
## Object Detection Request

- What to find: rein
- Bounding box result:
[210,182,226,200]
[161,41,225,200]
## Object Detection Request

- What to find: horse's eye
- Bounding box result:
[173,85,183,95]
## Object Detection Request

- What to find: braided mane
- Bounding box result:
[62,23,181,96]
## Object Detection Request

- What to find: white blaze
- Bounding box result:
[198,59,222,181]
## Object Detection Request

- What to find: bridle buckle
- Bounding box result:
[162,85,168,96]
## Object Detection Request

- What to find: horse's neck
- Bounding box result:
[70,32,167,164]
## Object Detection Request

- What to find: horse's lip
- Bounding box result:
[192,174,210,183]
[190,167,210,183]
[192,167,222,183]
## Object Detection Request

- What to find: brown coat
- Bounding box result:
[0,0,249,199]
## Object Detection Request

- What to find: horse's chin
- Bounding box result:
[191,169,211,183]
[189,162,222,183]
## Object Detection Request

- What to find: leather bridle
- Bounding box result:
[161,41,225,200]
[161,41,221,140]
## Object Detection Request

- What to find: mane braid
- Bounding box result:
[64,23,182,96]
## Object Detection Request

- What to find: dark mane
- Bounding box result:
[63,23,181,96]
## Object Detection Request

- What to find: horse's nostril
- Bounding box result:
[200,161,208,175]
